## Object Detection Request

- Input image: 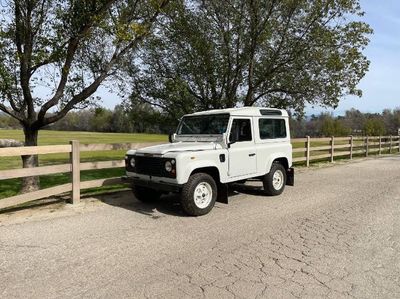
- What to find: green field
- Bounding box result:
[0,130,168,200]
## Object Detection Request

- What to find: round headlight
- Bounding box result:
[165,161,173,172]
[130,157,136,168]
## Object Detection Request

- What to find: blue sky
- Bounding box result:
[315,0,400,115]
[97,0,400,116]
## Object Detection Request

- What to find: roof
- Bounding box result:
[187,107,289,117]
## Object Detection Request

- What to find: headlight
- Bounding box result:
[130,157,136,168]
[165,161,172,172]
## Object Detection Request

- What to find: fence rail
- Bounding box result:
[0,141,163,210]
[292,135,400,165]
[0,135,399,210]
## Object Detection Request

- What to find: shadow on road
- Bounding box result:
[96,182,266,218]
[96,190,188,218]
[229,183,265,196]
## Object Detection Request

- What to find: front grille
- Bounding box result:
[126,155,175,178]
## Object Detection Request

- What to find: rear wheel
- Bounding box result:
[181,173,217,216]
[132,185,162,203]
[263,162,286,196]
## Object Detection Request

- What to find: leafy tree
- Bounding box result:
[0,0,169,191]
[129,0,372,119]
[321,117,350,137]
[364,118,386,136]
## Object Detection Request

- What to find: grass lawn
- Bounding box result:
[0,130,167,200]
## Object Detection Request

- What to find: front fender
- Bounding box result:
[178,160,223,184]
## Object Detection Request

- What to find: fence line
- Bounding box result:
[0,136,399,210]
[0,141,163,210]
[292,135,400,164]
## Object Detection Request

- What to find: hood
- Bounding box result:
[134,142,220,155]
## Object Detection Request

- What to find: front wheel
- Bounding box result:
[263,163,286,196]
[181,173,217,216]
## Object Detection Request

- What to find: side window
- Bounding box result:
[259,119,286,139]
[230,119,252,142]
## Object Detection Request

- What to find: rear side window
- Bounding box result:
[259,119,286,139]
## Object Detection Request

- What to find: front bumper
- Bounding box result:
[122,176,182,193]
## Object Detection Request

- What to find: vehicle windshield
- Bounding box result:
[177,114,230,135]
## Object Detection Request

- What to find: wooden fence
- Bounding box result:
[0,141,162,210]
[292,135,400,167]
[0,135,399,210]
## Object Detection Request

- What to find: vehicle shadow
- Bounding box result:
[95,182,266,218]
[229,182,266,196]
[96,190,188,217]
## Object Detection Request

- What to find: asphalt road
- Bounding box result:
[1,156,400,299]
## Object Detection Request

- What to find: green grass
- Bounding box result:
[0,129,167,200]
[0,129,167,145]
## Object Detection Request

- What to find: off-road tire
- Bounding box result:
[181,173,217,216]
[132,185,162,203]
[263,162,286,196]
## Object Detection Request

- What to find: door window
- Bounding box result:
[230,119,252,142]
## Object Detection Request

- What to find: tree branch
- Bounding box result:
[37,0,117,122]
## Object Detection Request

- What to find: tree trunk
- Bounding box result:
[244,56,255,106]
[21,127,40,193]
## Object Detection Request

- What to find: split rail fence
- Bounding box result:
[0,135,399,210]
[292,135,400,167]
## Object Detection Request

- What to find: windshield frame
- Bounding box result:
[176,113,230,136]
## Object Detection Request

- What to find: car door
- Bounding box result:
[228,117,257,177]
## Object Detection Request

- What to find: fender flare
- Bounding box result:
[181,160,222,184]
[265,153,290,174]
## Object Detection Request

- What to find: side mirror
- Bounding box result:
[227,133,237,148]
[168,133,173,143]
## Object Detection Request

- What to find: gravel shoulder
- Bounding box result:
[1,156,399,298]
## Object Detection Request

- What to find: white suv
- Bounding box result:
[124,107,294,216]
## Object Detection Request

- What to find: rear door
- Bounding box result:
[228,117,257,177]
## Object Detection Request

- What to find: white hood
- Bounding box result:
[134,142,221,155]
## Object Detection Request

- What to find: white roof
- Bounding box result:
[187,107,289,117]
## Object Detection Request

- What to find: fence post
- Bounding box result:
[349,135,353,159]
[70,140,80,204]
[330,136,334,163]
[379,136,382,155]
[306,136,311,167]
[389,135,392,154]
[365,136,369,157]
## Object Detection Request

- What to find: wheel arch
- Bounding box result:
[266,153,290,173]
[273,157,289,170]
[190,166,221,184]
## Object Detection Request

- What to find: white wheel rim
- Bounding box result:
[272,170,284,190]
[193,182,213,209]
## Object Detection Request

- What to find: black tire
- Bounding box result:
[263,162,286,196]
[180,173,217,216]
[132,185,162,203]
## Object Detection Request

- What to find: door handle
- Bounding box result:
[249,153,256,157]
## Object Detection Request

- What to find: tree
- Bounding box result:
[320,116,350,137]
[364,118,386,136]
[129,0,372,119]
[0,0,169,191]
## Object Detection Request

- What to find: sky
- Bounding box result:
[96,0,400,116]
[312,0,400,116]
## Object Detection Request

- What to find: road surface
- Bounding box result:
[1,156,399,298]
